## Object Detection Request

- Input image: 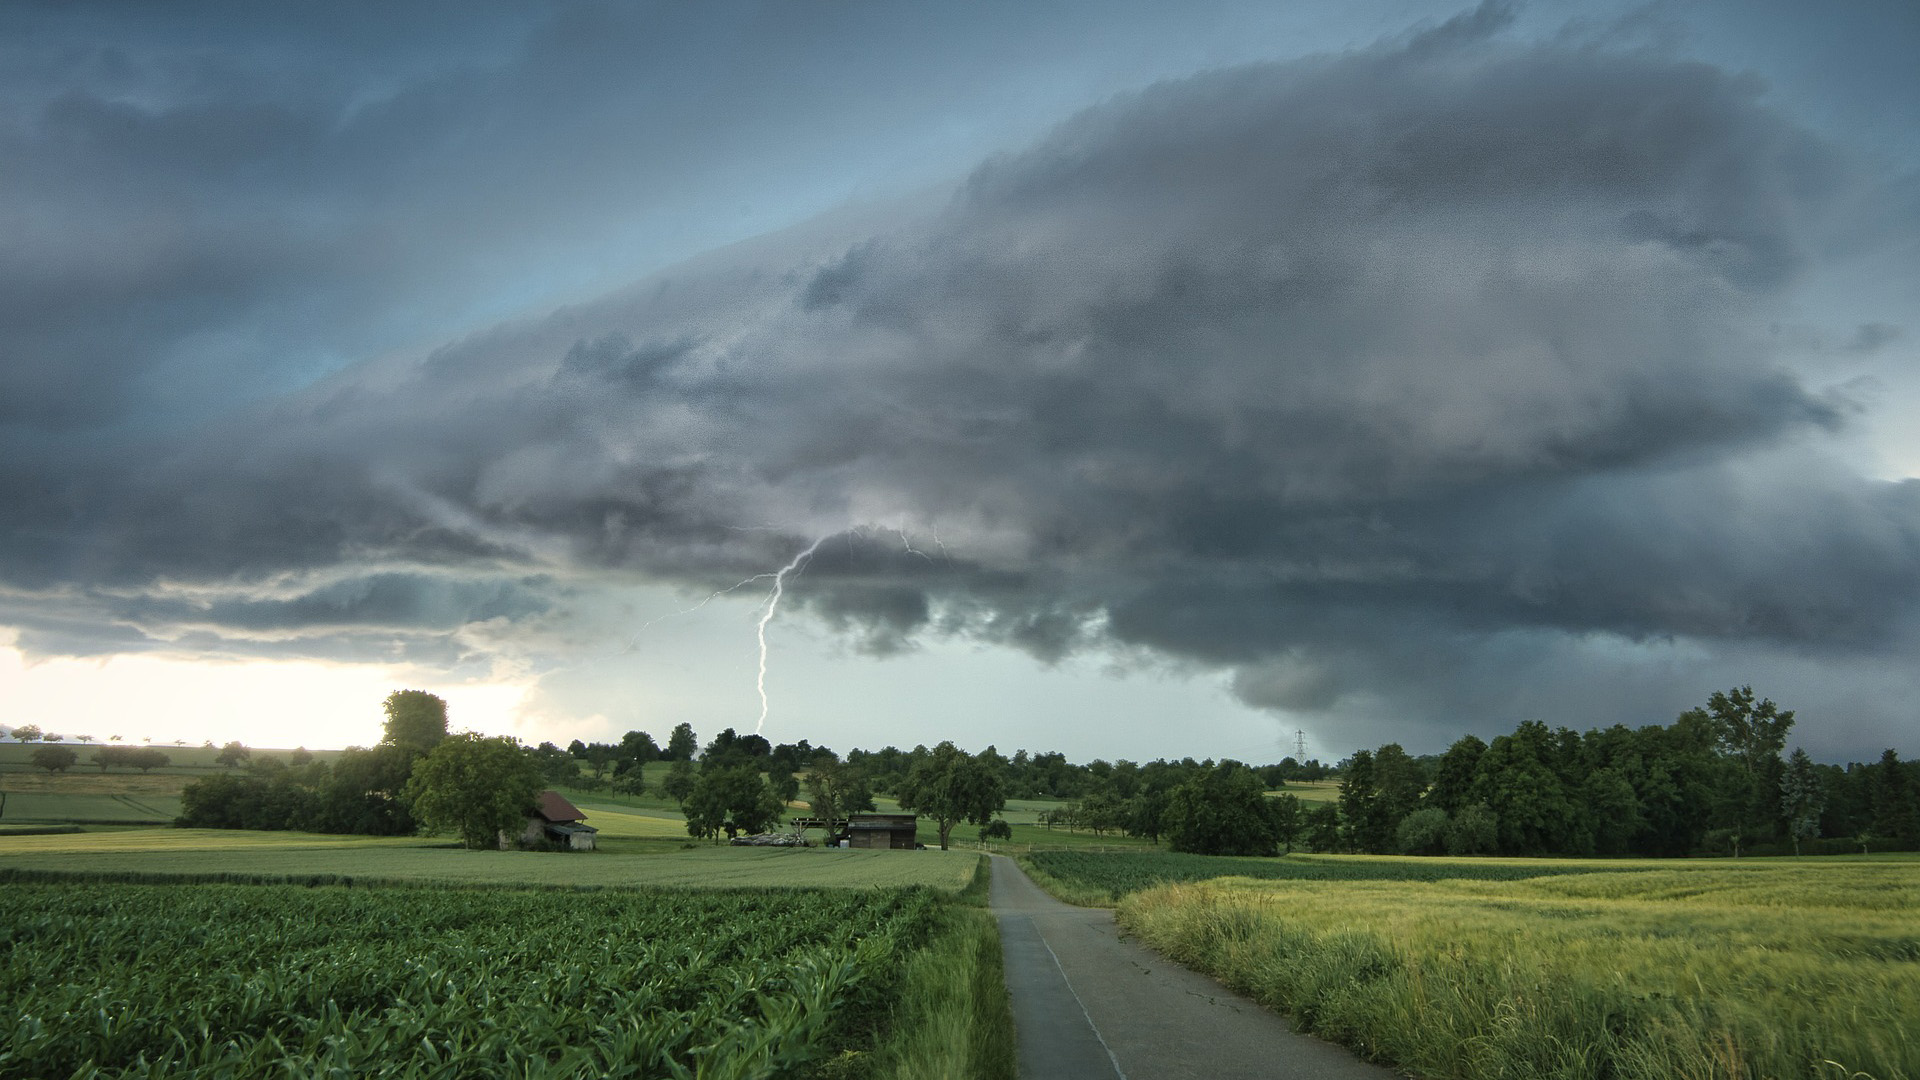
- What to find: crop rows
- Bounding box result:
[1026,849,1654,901]
[0,882,943,1079]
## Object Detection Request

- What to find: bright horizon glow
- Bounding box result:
[0,642,528,751]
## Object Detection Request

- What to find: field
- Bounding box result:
[2,880,950,1079]
[1272,779,1340,803]
[1050,851,1920,1080]
[1020,849,1683,904]
[0,771,188,824]
[0,826,982,890]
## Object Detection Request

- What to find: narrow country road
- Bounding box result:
[989,854,1404,1080]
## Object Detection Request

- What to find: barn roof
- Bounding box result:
[533,789,586,823]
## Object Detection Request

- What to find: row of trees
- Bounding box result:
[27,745,177,774]
[1327,688,1920,858]
[171,684,1918,859]
[178,691,455,837]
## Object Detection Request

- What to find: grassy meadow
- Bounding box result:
[1092,853,1920,1080]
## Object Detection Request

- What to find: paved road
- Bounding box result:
[989,855,1403,1079]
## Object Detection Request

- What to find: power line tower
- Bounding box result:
[1293,729,1308,761]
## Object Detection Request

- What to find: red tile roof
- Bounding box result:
[534,789,586,823]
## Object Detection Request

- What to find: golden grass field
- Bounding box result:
[1119,857,1920,1080]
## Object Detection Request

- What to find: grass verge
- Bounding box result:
[860,855,1017,1080]
[1118,862,1920,1080]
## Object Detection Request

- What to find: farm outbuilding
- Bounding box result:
[517,790,599,850]
[845,813,917,849]
[790,813,920,849]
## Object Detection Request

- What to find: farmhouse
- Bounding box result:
[518,789,599,850]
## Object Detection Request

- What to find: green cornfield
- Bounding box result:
[1,881,946,1079]
[1022,848,1649,903]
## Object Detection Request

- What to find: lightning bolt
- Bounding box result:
[752,534,829,734]
[892,524,935,563]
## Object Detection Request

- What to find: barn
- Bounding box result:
[844,813,918,850]
[789,812,919,848]
[517,790,599,851]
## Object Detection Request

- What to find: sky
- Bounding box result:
[2,1,1917,764]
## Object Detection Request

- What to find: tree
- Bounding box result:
[1164,761,1278,856]
[1688,686,1794,847]
[683,764,786,840]
[402,733,544,849]
[896,741,1006,850]
[1445,802,1500,855]
[980,819,1013,841]
[665,722,698,762]
[1779,747,1825,856]
[131,749,171,774]
[31,746,78,774]
[11,724,42,743]
[1870,749,1920,848]
[618,730,660,767]
[216,741,252,769]
[1270,792,1303,854]
[805,759,872,826]
[1337,749,1381,853]
[314,745,417,835]
[1471,721,1579,855]
[1396,807,1450,855]
[1304,801,1343,853]
[381,690,449,754]
[289,747,314,767]
[1426,734,1486,815]
[76,734,95,743]
[659,758,697,804]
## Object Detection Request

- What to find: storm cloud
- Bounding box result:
[5,5,1919,756]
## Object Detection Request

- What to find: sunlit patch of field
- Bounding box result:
[0,826,983,890]
[1270,779,1340,803]
[0,769,190,823]
[1119,858,1920,1080]
[0,770,191,795]
[557,797,689,839]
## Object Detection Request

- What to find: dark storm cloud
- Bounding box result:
[6,8,1919,754]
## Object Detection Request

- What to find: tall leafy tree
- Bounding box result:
[1471,721,1579,855]
[402,733,544,849]
[683,764,786,840]
[805,759,872,826]
[1269,792,1303,854]
[664,722,699,763]
[658,758,698,805]
[381,690,449,755]
[1425,734,1486,815]
[1688,686,1794,848]
[1337,749,1383,853]
[1305,801,1343,853]
[1164,761,1277,856]
[618,730,660,767]
[896,741,1006,850]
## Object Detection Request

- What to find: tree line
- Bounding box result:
[1325,688,1919,858]
[173,684,1917,859]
